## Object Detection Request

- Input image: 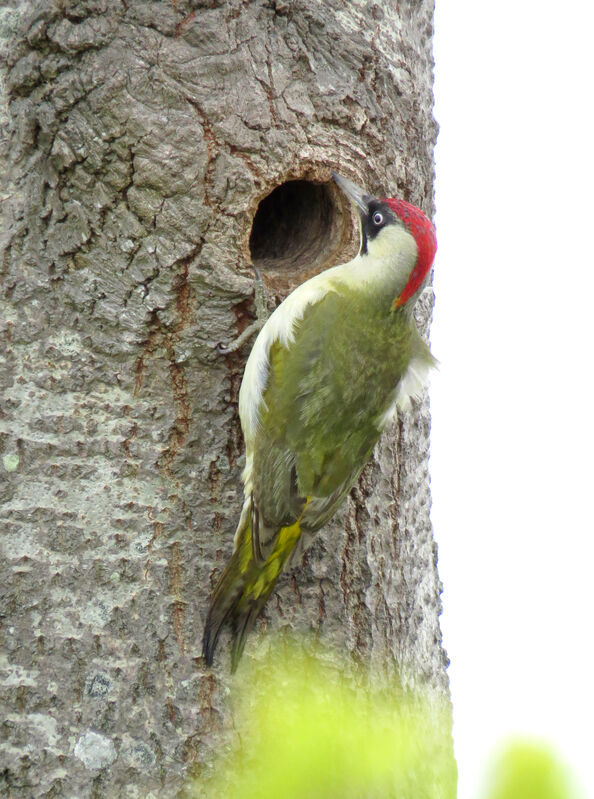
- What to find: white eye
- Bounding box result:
[373,212,383,226]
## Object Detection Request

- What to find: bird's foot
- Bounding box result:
[216,265,270,354]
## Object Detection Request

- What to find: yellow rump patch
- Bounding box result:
[250,498,312,599]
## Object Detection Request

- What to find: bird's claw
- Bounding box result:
[215,265,270,354]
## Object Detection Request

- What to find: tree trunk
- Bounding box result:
[0,1,454,797]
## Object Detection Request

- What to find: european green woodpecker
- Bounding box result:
[203,173,437,671]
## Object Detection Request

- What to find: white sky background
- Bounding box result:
[431,1,594,797]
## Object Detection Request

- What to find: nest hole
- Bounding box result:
[249,179,351,277]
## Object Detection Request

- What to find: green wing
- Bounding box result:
[251,288,417,533]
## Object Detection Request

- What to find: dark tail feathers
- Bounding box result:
[201,545,268,673]
[202,505,303,672]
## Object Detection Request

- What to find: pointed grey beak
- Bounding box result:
[331,172,373,213]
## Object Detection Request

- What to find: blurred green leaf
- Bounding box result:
[193,643,454,799]
[483,740,579,799]
[191,644,582,799]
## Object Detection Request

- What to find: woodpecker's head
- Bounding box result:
[332,172,437,309]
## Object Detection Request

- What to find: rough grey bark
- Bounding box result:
[0,1,454,797]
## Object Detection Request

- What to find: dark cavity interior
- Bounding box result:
[249,180,336,272]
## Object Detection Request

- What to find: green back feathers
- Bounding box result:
[253,289,415,524]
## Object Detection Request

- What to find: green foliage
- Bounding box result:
[192,645,581,799]
[484,740,579,799]
[195,644,454,799]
